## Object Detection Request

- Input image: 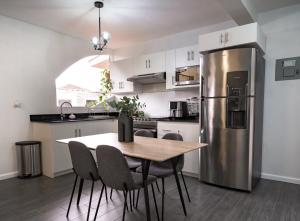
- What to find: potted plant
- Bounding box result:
[99,68,113,110]
[109,95,146,142]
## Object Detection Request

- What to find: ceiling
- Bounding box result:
[0,0,299,49]
[248,0,300,14]
[0,0,232,49]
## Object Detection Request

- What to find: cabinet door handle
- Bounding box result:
[146,60,148,68]
[75,129,77,137]
[225,32,229,43]
[191,51,194,60]
[162,129,171,132]
[148,59,151,68]
[79,129,82,137]
[220,33,224,44]
[187,51,190,61]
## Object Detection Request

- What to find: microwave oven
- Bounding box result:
[174,65,200,86]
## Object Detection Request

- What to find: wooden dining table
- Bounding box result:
[57,132,207,221]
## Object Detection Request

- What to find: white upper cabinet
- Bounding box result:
[134,52,166,75]
[175,45,200,68]
[165,50,176,90]
[110,58,134,94]
[198,23,266,53]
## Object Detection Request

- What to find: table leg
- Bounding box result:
[142,159,151,221]
[171,157,187,216]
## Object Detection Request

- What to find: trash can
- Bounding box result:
[15,141,42,178]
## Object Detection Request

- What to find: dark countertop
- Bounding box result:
[30,112,118,124]
[30,113,199,124]
[153,117,199,124]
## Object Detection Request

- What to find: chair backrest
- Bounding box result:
[162,133,183,141]
[68,141,99,180]
[135,129,155,138]
[153,133,184,170]
[96,145,135,190]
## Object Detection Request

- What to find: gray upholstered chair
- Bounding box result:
[67,141,106,221]
[126,129,155,169]
[121,129,158,208]
[110,129,156,206]
[136,133,190,221]
[94,145,160,221]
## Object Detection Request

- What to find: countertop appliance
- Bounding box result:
[169,101,188,118]
[174,65,200,86]
[186,97,199,117]
[200,48,265,191]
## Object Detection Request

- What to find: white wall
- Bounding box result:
[259,4,300,184]
[0,15,92,179]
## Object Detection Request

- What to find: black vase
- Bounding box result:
[118,112,134,142]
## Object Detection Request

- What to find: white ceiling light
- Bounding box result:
[92,1,110,51]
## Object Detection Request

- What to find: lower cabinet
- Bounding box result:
[32,119,116,178]
[157,121,200,177]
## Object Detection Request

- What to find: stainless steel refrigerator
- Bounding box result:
[200,48,265,191]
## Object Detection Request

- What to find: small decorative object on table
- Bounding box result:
[109,95,145,142]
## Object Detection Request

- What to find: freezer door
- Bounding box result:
[202,48,256,97]
[200,97,254,191]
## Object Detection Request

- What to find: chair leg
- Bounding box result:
[93,185,105,221]
[77,178,84,205]
[135,189,140,209]
[123,191,129,211]
[110,188,113,200]
[180,171,191,202]
[104,185,108,202]
[161,178,165,221]
[122,190,128,221]
[66,174,78,217]
[129,191,133,212]
[132,190,135,207]
[87,181,95,221]
[155,181,161,193]
[151,184,160,221]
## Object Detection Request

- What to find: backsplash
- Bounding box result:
[132,88,199,117]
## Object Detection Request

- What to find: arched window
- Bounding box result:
[55,55,109,107]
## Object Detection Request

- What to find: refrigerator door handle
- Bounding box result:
[200,129,204,135]
[199,98,205,141]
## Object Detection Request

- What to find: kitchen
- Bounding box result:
[1,0,300,221]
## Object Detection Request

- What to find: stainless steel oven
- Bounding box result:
[175,65,200,86]
[133,118,157,138]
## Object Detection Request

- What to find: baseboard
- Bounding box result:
[261,173,300,185]
[0,171,18,180]
[53,169,73,177]
[182,171,200,179]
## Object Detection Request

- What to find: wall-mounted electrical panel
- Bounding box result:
[275,56,300,81]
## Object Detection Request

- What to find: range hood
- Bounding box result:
[127,72,166,84]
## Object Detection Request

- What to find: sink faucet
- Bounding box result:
[60,101,72,120]
[87,107,95,117]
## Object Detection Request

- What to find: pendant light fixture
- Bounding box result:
[92,1,110,51]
